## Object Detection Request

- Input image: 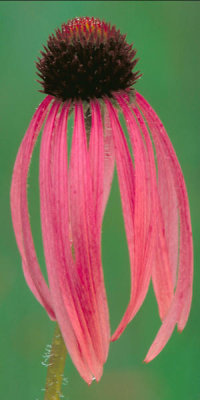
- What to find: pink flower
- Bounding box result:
[10,17,193,384]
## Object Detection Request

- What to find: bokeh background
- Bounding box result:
[0,1,200,399]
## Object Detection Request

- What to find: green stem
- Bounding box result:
[44,323,67,400]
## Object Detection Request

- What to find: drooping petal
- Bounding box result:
[116,94,156,322]
[156,162,179,289]
[89,101,104,229]
[89,101,115,221]
[110,93,161,341]
[105,98,136,341]
[69,102,110,376]
[102,106,115,216]
[10,96,55,320]
[136,93,193,362]
[89,100,111,357]
[131,102,174,321]
[151,198,175,320]
[39,101,95,383]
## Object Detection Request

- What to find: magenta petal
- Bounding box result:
[108,94,158,341]
[130,102,174,321]
[10,96,55,320]
[117,95,156,322]
[136,93,193,362]
[151,197,175,320]
[39,101,95,383]
[154,140,179,289]
[102,107,115,216]
[131,104,174,321]
[89,100,114,223]
[89,100,111,357]
[69,103,110,376]
[89,100,104,228]
[105,98,136,341]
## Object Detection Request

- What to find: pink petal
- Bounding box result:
[151,199,175,320]
[52,102,106,381]
[102,107,115,216]
[89,101,115,220]
[69,103,110,377]
[10,96,55,320]
[117,94,155,321]
[39,101,95,383]
[136,93,193,362]
[130,103,174,321]
[108,94,157,341]
[155,144,179,289]
[89,100,111,356]
[89,100,104,229]
[105,98,136,341]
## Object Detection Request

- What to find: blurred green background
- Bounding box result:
[0,1,200,399]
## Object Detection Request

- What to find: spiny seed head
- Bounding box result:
[36,17,141,102]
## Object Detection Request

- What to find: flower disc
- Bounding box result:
[36,17,140,101]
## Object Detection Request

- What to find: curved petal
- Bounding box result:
[110,93,163,340]
[105,98,136,341]
[153,140,179,289]
[116,94,157,322]
[10,96,55,320]
[102,106,115,216]
[39,101,95,383]
[89,100,110,358]
[151,197,175,320]
[131,103,174,321]
[136,93,193,362]
[89,101,104,229]
[69,103,110,377]
[108,93,174,340]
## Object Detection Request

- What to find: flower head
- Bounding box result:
[36,17,140,101]
[10,17,193,384]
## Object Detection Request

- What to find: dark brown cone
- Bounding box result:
[36,17,141,102]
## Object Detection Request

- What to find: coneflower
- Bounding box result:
[10,17,193,396]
